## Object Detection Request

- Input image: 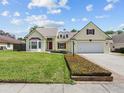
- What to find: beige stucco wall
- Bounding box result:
[71,22,110,53]
[73,23,108,41]
[26,31,46,52]
[52,37,56,50]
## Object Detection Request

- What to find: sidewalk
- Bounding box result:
[0,82,124,93]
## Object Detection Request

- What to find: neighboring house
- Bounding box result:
[111,33,124,51]
[25,22,111,53]
[0,35,24,50]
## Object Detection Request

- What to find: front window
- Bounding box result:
[58,43,66,49]
[60,34,62,38]
[86,29,95,35]
[66,34,68,38]
[31,41,37,49]
[7,43,10,47]
[39,41,41,48]
[29,37,41,49]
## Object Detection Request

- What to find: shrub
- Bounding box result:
[115,48,124,53]
[65,54,112,76]
[51,50,68,54]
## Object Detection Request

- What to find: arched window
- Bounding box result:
[29,37,41,49]
[60,34,62,38]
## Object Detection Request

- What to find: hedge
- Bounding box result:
[115,48,124,53]
[65,54,112,76]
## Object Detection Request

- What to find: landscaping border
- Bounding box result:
[64,54,113,81]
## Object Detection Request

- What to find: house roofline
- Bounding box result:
[70,21,112,40]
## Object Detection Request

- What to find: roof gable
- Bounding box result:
[72,22,111,40]
[25,27,58,39]
[26,30,45,40]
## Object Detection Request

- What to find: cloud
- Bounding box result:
[104,3,113,11]
[28,0,68,9]
[25,15,64,28]
[82,17,88,22]
[25,12,30,15]
[28,0,56,9]
[13,12,20,16]
[71,17,88,22]
[106,0,119,3]
[1,11,9,16]
[95,15,109,19]
[109,23,124,31]
[59,0,68,6]
[0,0,8,5]
[104,0,119,11]
[118,24,124,29]
[71,18,76,22]
[47,9,61,14]
[11,18,22,25]
[28,0,69,15]
[86,4,93,12]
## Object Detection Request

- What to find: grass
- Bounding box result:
[65,54,112,76]
[0,51,72,83]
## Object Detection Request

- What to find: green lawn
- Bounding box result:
[0,51,72,83]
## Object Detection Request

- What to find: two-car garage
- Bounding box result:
[70,22,110,54]
[76,42,104,53]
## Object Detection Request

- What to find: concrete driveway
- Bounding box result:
[79,53,124,82]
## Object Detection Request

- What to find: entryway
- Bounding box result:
[47,38,53,50]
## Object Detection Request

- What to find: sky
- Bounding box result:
[0,0,124,38]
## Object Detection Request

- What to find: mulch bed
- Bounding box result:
[64,54,113,81]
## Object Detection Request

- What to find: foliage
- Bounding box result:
[117,30,123,34]
[65,54,112,76]
[105,31,114,34]
[29,25,38,32]
[71,29,78,32]
[17,37,26,41]
[0,30,15,38]
[105,30,123,34]
[115,48,124,53]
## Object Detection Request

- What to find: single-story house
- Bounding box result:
[111,33,124,51]
[0,35,24,50]
[25,22,111,53]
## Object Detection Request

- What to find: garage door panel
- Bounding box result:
[77,42,104,53]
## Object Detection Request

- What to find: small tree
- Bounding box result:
[117,30,123,34]
[105,31,114,34]
[71,29,77,32]
[30,25,38,32]
[18,37,25,41]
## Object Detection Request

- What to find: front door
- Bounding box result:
[49,42,52,50]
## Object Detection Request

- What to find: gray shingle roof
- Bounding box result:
[112,33,124,43]
[0,35,24,44]
[36,28,58,37]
